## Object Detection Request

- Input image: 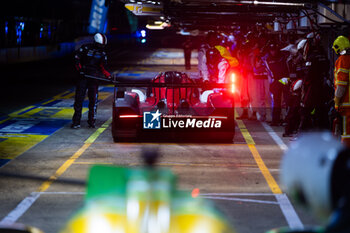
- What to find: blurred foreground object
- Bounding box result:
[0,223,44,233]
[60,150,235,233]
[268,132,350,233]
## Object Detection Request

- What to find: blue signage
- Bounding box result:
[88,0,109,34]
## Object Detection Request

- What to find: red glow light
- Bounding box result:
[230,73,236,93]
[231,73,236,83]
[119,115,141,118]
[231,84,236,93]
[192,188,200,198]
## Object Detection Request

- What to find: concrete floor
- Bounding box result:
[0,47,321,233]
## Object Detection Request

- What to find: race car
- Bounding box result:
[111,71,236,142]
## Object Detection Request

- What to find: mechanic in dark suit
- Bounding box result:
[71,33,111,129]
[182,37,193,70]
[263,43,289,126]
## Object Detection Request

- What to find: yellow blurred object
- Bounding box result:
[215,45,239,67]
[265,23,274,31]
[61,206,233,233]
[60,165,236,233]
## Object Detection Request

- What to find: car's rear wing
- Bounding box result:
[84,73,235,89]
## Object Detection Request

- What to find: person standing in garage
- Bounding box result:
[263,43,289,126]
[198,31,213,82]
[333,35,350,146]
[182,36,193,70]
[71,33,111,129]
[251,54,270,122]
[297,34,330,132]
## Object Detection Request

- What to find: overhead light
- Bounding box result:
[238,1,305,6]
[146,22,169,30]
[140,30,146,37]
[146,24,163,30]
[179,29,190,35]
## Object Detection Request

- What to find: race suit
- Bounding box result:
[263,52,289,124]
[299,45,330,131]
[72,43,110,126]
[198,43,210,81]
[334,52,350,146]
[215,45,239,83]
[252,56,270,121]
[206,45,238,83]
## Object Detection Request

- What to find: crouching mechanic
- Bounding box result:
[71,33,111,129]
[333,35,350,146]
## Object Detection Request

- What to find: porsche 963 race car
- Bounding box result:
[112,71,236,142]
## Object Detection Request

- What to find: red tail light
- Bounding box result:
[119,115,142,118]
[230,73,236,93]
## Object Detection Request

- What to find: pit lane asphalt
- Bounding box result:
[0,48,321,233]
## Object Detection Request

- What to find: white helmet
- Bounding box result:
[297,39,307,51]
[94,33,107,45]
[281,132,349,221]
[292,79,302,92]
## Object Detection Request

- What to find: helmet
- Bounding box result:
[333,35,350,55]
[94,33,107,45]
[281,44,297,55]
[297,39,307,51]
[281,132,350,221]
[291,79,302,92]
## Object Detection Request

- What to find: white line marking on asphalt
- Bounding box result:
[200,193,276,196]
[275,194,304,229]
[202,196,279,205]
[201,192,304,229]
[261,123,303,228]
[0,192,41,225]
[38,192,85,195]
[261,122,288,151]
[0,191,303,230]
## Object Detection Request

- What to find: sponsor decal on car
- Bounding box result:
[143,110,222,129]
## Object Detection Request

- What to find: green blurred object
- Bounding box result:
[61,164,236,233]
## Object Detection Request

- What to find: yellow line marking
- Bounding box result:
[37,143,91,192]
[37,117,112,192]
[85,118,112,144]
[0,134,48,160]
[236,120,255,145]
[41,91,72,105]
[9,106,36,116]
[247,144,282,194]
[236,117,282,194]
[60,92,75,99]
[41,99,56,105]
[0,117,10,124]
